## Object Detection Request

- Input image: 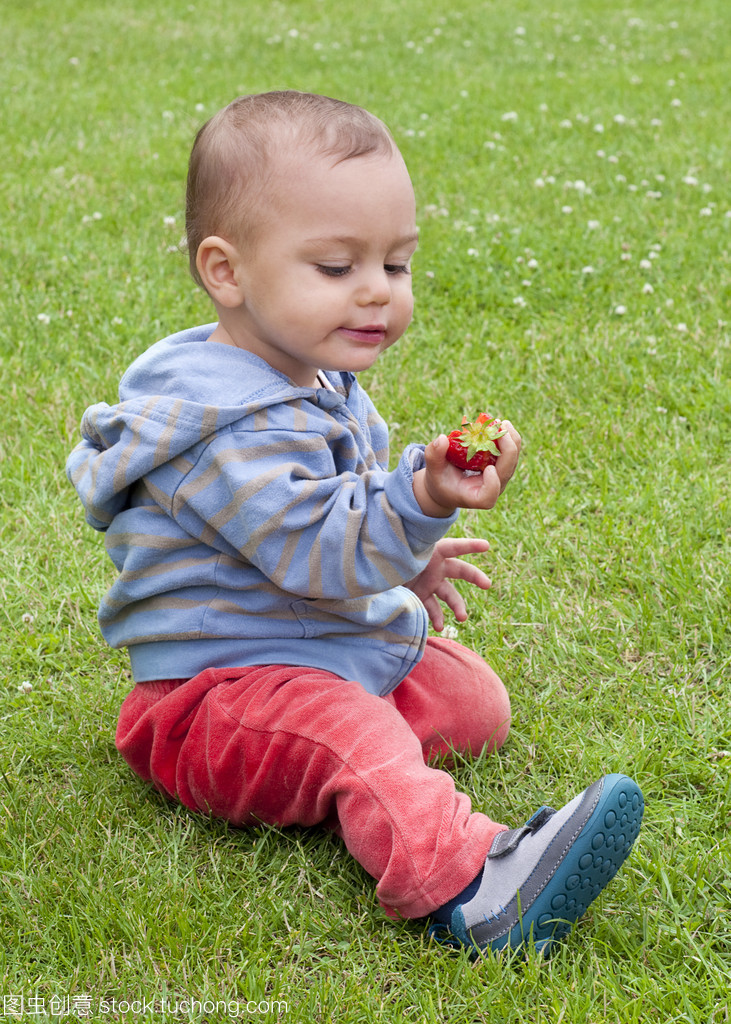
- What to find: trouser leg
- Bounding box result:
[116,642,510,918]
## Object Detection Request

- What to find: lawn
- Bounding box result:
[1,0,729,1020]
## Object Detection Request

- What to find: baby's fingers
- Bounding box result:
[435,580,468,622]
[442,557,492,591]
[494,420,521,491]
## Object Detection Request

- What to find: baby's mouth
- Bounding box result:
[339,325,387,344]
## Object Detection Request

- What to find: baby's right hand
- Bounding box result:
[412,421,521,517]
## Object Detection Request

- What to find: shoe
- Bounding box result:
[444,774,644,957]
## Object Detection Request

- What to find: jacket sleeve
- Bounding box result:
[165,426,458,601]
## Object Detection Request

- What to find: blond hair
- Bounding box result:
[185,91,396,287]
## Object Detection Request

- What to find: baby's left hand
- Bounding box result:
[406,537,491,632]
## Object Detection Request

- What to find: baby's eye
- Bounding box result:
[385,264,411,275]
[316,265,351,278]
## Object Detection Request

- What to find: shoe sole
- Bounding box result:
[452,774,644,957]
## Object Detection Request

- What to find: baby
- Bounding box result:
[67,91,643,956]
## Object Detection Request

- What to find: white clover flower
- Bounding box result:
[593,123,605,133]
[613,304,627,315]
[613,114,627,124]
[587,219,600,230]
[700,207,713,216]
[683,175,699,186]
[615,172,626,182]
[442,625,460,640]
[112,316,123,325]
[534,177,546,187]
[501,111,518,122]
[163,215,176,227]
[671,98,682,107]
[581,265,595,275]
[514,26,526,36]
[621,253,632,261]
[527,258,539,269]
[513,296,527,307]
[656,406,668,414]
[562,205,573,214]
[37,313,51,325]
[19,681,33,694]
[559,119,573,129]
[596,149,606,158]
[639,259,652,270]
[467,248,480,257]
[676,323,688,332]
[642,283,654,294]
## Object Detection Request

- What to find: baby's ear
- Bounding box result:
[196,236,244,307]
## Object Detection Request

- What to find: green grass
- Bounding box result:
[1,0,730,1020]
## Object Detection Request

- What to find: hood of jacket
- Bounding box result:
[66,323,352,530]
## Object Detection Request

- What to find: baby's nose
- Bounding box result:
[356,268,391,305]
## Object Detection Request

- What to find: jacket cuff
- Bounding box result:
[384,444,459,551]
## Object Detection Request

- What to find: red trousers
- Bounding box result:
[116,637,511,918]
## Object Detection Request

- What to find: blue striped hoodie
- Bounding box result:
[66,324,458,695]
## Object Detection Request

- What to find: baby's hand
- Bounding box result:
[406,537,492,632]
[412,421,521,517]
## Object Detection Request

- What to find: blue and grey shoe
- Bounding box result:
[444,774,644,957]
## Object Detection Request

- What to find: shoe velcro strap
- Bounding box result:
[486,806,556,859]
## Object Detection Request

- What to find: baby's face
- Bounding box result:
[224,147,418,387]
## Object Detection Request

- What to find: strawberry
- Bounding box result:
[445,413,507,471]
